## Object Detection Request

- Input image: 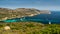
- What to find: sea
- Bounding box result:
[2,11,60,24]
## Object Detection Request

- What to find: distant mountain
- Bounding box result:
[0,8,51,20]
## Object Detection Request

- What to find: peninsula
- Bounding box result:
[0,8,51,20]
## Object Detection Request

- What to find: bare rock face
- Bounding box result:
[0,8,51,20]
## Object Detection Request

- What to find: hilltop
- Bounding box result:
[0,8,51,20]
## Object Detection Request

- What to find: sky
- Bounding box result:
[0,0,60,11]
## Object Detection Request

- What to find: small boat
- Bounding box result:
[49,21,51,24]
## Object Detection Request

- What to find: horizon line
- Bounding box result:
[0,7,60,11]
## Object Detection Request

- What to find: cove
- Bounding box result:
[1,11,60,24]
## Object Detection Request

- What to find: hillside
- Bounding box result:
[0,22,60,34]
[0,8,51,20]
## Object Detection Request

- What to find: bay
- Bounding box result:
[2,11,60,24]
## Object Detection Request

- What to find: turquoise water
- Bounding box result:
[3,19,17,22]
[1,11,60,24]
[3,17,27,22]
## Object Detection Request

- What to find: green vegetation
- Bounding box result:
[0,22,60,34]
